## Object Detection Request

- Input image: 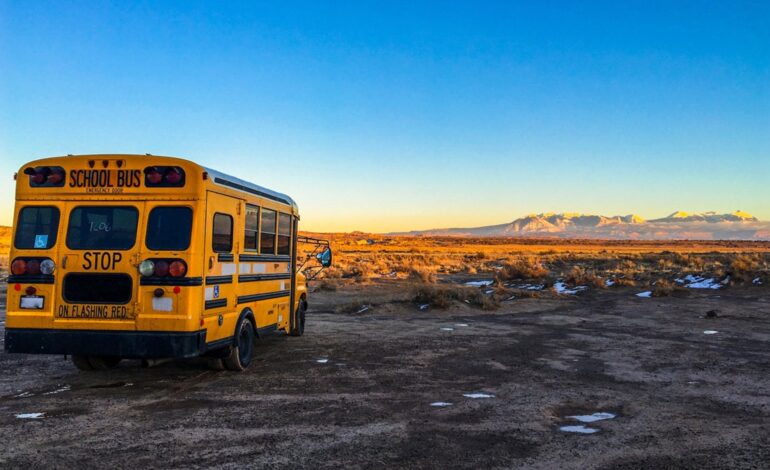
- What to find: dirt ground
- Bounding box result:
[1,280,769,469]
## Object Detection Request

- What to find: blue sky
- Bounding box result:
[1,1,768,232]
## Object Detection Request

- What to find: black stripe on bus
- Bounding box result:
[238,273,292,283]
[237,290,290,305]
[217,253,234,262]
[205,299,227,309]
[140,277,203,286]
[8,275,55,285]
[238,254,291,263]
[213,177,292,206]
[205,275,233,285]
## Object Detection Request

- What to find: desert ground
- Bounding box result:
[1,236,769,468]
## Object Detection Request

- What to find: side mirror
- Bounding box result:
[316,247,332,268]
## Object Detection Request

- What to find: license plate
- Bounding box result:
[20,296,44,309]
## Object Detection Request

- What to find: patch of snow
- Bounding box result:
[567,412,616,423]
[703,330,718,335]
[504,295,516,301]
[418,304,430,311]
[13,392,34,398]
[463,393,495,399]
[605,279,615,287]
[430,402,453,407]
[753,277,762,285]
[455,323,469,327]
[636,291,652,298]
[16,413,44,419]
[554,282,588,295]
[511,283,545,291]
[42,385,71,395]
[440,327,454,331]
[465,280,494,287]
[680,275,723,290]
[559,425,599,434]
[354,305,370,314]
[316,358,329,364]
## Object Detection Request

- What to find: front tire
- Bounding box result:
[290,301,307,337]
[223,318,255,371]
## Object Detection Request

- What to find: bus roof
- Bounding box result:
[204,166,298,211]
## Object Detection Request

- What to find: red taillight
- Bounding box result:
[154,260,169,277]
[47,169,64,185]
[146,168,163,185]
[169,260,187,277]
[24,166,65,187]
[25,286,37,296]
[31,169,47,184]
[11,259,27,275]
[144,166,185,187]
[165,168,182,185]
[26,259,41,275]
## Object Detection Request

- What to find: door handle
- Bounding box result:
[208,256,215,270]
[62,255,68,270]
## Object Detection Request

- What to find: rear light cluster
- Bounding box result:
[11,257,56,276]
[138,259,187,277]
[24,166,66,187]
[144,166,185,187]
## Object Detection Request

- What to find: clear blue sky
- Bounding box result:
[1,1,768,232]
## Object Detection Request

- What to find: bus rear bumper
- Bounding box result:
[4,328,208,359]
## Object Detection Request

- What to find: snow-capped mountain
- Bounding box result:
[394,211,769,240]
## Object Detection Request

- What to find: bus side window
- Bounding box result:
[244,205,259,251]
[277,213,291,255]
[260,209,276,255]
[212,213,233,253]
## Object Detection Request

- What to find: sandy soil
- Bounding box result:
[1,280,769,469]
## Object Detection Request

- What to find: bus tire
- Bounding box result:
[88,356,122,370]
[290,300,307,337]
[72,355,94,371]
[223,317,255,371]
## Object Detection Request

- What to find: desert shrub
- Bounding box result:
[652,279,684,297]
[315,279,338,291]
[730,254,761,282]
[612,277,636,287]
[412,285,500,310]
[408,267,436,284]
[497,257,549,281]
[565,266,605,288]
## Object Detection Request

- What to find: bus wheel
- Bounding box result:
[290,301,307,337]
[72,355,94,371]
[88,356,122,370]
[223,318,255,371]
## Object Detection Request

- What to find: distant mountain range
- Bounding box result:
[394,211,770,240]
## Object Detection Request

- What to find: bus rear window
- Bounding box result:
[146,207,193,251]
[14,206,60,249]
[66,206,139,250]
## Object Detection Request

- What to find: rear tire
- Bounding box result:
[88,356,122,370]
[72,355,94,371]
[290,301,307,337]
[223,318,255,371]
[72,355,121,371]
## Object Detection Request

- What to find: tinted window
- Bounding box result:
[66,206,138,250]
[260,209,276,255]
[14,206,60,249]
[244,205,259,251]
[213,213,233,252]
[146,207,193,251]
[277,213,292,255]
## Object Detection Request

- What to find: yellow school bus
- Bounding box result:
[4,154,331,371]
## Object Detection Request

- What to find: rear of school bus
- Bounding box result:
[4,155,210,369]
